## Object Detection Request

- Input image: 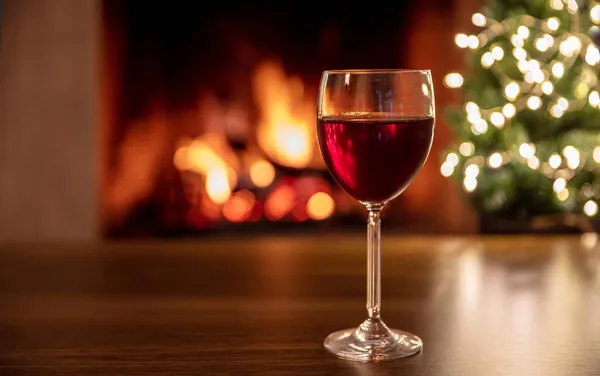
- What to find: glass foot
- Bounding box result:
[324,318,422,362]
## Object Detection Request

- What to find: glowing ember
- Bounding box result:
[253,60,315,169]
[250,159,276,188]
[306,192,335,220]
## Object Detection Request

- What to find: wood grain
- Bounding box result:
[0,235,599,375]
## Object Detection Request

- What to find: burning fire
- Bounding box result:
[252,60,317,169]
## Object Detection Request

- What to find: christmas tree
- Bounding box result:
[442,0,600,227]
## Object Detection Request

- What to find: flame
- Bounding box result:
[253,60,315,169]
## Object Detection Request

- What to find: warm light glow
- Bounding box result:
[253,61,314,168]
[306,192,335,220]
[472,13,486,27]
[543,33,555,46]
[250,159,276,188]
[550,104,564,118]
[519,143,536,159]
[488,153,503,168]
[465,164,480,177]
[527,156,540,169]
[502,103,516,118]
[505,82,520,101]
[527,96,542,110]
[586,45,600,65]
[576,83,590,99]
[481,52,495,68]
[455,33,469,48]
[553,177,566,193]
[491,46,504,60]
[173,146,191,171]
[464,176,478,192]
[549,153,562,169]
[511,34,524,47]
[589,91,600,107]
[584,200,599,216]
[490,112,505,127]
[533,70,545,84]
[517,26,530,39]
[552,62,565,78]
[567,0,578,13]
[441,162,455,177]
[542,81,554,95]
[222,190,255,222]
[517,60,530,73]
[472,119,488,135]
[557,97,569,111]
[535,38,549,52]
[513,47,527,60]
[549,0,563,11]
[444,73,464,88]
[547,17,560,31]
[459,142,475,157]
[559,36,581,57]
[467,35,479,49]
[593,146,600,163]
[446,152,459,166]
[563,145,580,169]
[591,5,600,23]
[264,184,296,220]
[465,101,479,114]
[557,188,569,201]
[206,169,231,204]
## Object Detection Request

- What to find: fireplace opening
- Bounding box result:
[101,1,460,237]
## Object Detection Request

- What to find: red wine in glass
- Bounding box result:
[317,116,434,203]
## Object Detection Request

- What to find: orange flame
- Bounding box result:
[252,60,316,169]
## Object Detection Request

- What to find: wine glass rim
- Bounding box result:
[323,69,431,74]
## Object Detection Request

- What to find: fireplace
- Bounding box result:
[100,0,474,237]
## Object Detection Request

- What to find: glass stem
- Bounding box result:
[366,206,383,320]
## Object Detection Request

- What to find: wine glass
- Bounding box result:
[317,69,434,362]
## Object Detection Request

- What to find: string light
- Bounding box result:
[527,156,540,169]
[446,152,459,166]
[567,0,578,13]
[542,81,554,95]
[549,153,562,169]
[465,164,480,177]
[511,34,525,47]
[557,188,569,201]
[557,97,569,111]
[553,177,567,193]
[591,5,600,24]
[491,46,504,60]
[585,45,600,65]
[543,34,555,46]
[517,60,530,73]
[535,38,549,52]
[467,35,479,49]
[517,26,530,39]
[552,62,565,78]
[513,47,527,60]
[472,13,486,27]
[464,176,478,192]
[549,0,564,11]
[472,119,489,135]
[547,17,560,31]
[504,82,520,101]
[563,145,580,169]
[589,91,600,107]
[502,103,516,118]
[584,200,599,216]
[444,73,464,88]
[440,162,454,177]
[519,143,536,159]
[455,33,469,48]
[481,52,495,68]
[593,146,600,162]
[559,36,581,57]
[490,112,505,127]
[488,153,503,168]
[459,142,475,156]
[550,105,564,118]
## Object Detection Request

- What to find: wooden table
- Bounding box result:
[1,235,599,375]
